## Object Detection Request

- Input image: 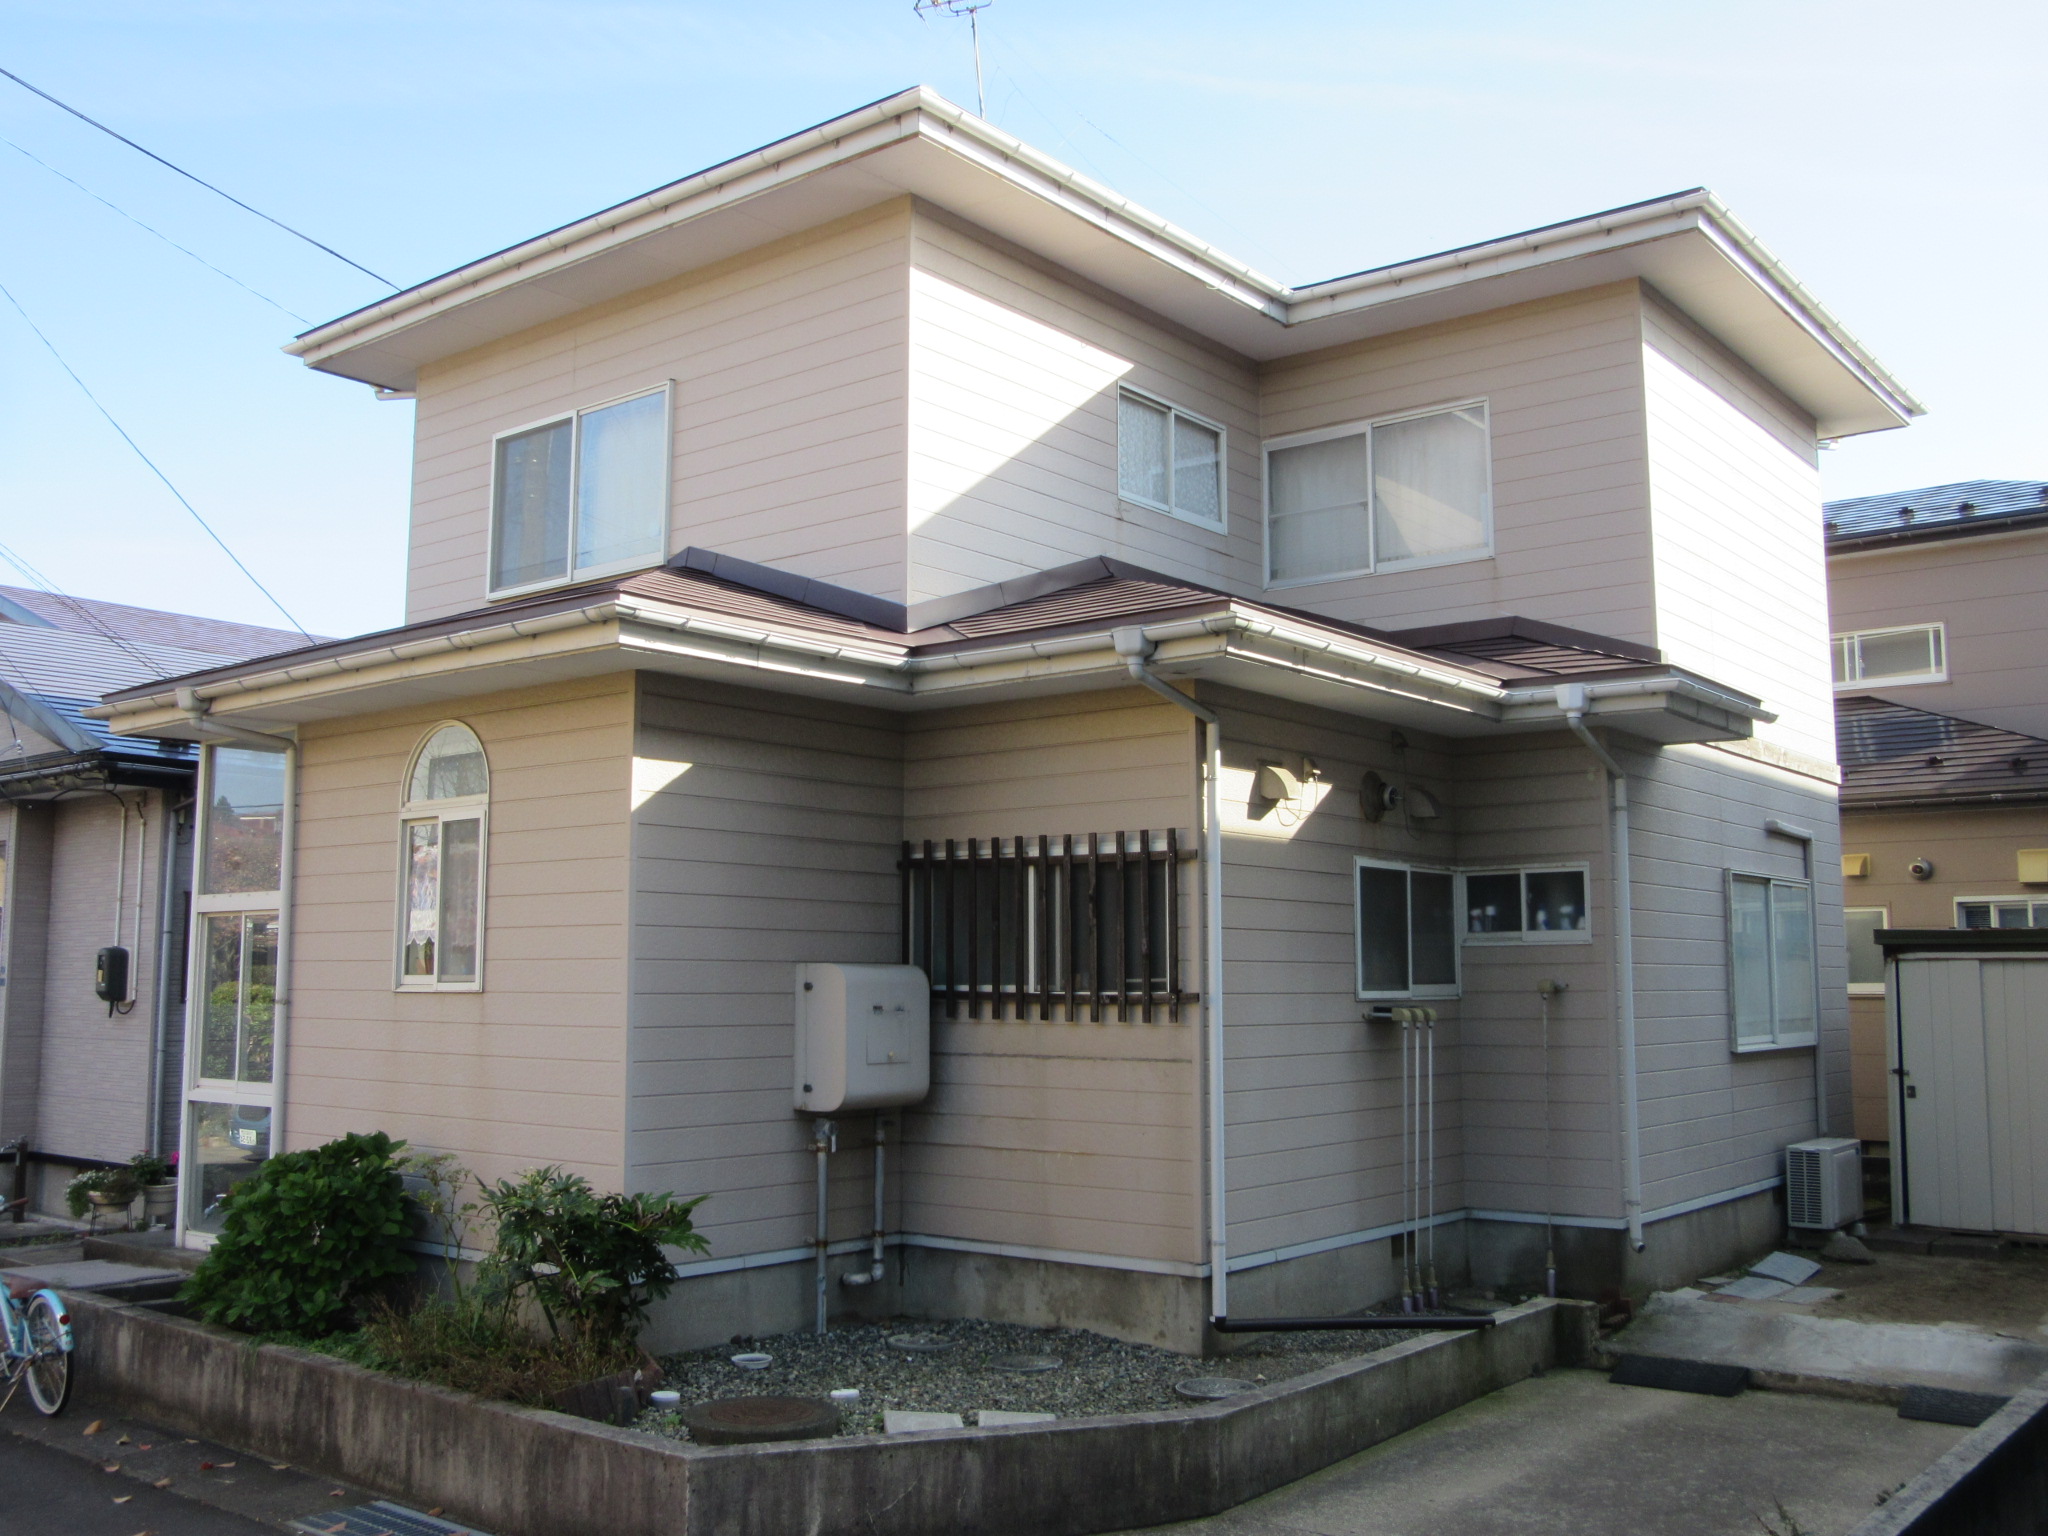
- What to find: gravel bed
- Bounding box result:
[641,1317,1423,1440]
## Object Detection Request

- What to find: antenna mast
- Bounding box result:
[913,0,992,118]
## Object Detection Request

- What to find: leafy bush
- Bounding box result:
[65,1166,138,1217]
[128,1151,174,1186]
[352,1294,640,1406]
[476,1167,707,1348]
[182,1131,415,1335]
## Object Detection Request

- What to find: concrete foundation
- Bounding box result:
[1469,1187,1785,1300]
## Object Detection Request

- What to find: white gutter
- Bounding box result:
[1558,683,1645,1254]
[1113,628,1229,1325]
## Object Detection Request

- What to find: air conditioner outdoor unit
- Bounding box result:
[1785,1137,1862,1230]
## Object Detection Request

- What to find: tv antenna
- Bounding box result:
[913,0,992,118]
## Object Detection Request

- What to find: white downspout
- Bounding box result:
[1558,684,1645,1254]
[1114,629,1228,1322]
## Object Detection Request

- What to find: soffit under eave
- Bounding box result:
[291,134,1906,438]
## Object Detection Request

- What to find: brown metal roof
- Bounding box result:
[1837,694,2048,809]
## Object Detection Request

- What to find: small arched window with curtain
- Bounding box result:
[398,722,489,990]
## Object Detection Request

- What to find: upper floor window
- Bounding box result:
[1357,858,1459,1000]
[1266,401,1490,587]
[1958,896,2048,929]
[1845,906,1887,994]
[398,723,489,990]
[1832,623,1945,688]
[1118,387,1224,530]
[490,385,670,595]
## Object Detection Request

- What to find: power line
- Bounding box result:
[0,274,313,642]
[0,63,397,290]
[0,536,166,677]
[0,132,309,322]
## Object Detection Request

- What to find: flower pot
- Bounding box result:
[142,1182,177,1229]
[85,1190,132,1232]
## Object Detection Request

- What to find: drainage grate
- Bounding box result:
[1899,1386,2012,1427]
[291,1501,496,1536]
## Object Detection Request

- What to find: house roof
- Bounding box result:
[285,88,1918,437]
[1822,480,2048,553]
[0,584,317,658]
[94,549,1767,751]
[1836,694,2048,810]
[0,623,231,772]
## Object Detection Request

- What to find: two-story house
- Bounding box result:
[96,90,1918,1352]
[1824,480,2048,1146]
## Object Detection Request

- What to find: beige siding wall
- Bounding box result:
[407,204,914,622]
[22,792,170,1161]
[1837,803,2048,1140]
[288,675,634,1187]
[906,209,1263,602]
[627,675,902,1263]
[1212,690,1465,1259]
[1628,744,1846,1209]
[1641,293,1831,760]
[1256,284,1655,644]
[1827,529,2048,741]
[901,687,1201,1267]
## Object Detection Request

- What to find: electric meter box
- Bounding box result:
[793,963,931,1114]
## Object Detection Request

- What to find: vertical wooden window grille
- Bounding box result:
[901,831,1191,1021]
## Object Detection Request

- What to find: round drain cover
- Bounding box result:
[680,1396,840,1446]
[887,1333,955,1354]
[989,1353,1062,1374]
[1175,1377,1256,1401]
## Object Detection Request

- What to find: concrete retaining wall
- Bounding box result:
[73,1292,1592,1536]
[1846,1376,2048,1536]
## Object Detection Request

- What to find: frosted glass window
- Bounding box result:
[399,723,489,990]
[1357,861,1459,999]
[1844,907,1887,989]
[1729,873,1818,1049]
[1118,389,1225,529]
[491,387,668,593]
[1832,623,1945,687]
[1268,433,1370,582]
[1373,405,1490,564]
[576,392,667,570]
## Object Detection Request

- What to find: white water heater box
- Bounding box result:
[793,963,931,1114]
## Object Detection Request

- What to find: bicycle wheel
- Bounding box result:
[23,1294,70,1416]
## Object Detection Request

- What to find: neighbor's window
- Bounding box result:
[1464,867,1591,941]
[1832,623,1945,688]
[1844,906,1887,993]
[1266,402,1490,585]
[1118,388,1224,530]
[1728,873,1817,1050]
[398,723,489,990]
[491,385,670,593]
[1357,859,1459,999]
[1957,896,2048,929]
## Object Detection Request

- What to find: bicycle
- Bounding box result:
[1,1272,73,1415]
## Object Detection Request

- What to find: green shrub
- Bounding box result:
[476,1166,708,1348]
[353,1294,640,1406]
[182,1131,415,1335]
[64,1166,138,1218]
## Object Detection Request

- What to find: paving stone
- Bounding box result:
[976,1410,1056,1426]
[1750,1252,1823,1285]
[1715,1276,1795,1301]
[883,1410,965,1433]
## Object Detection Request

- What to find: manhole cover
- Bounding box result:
[1175,1377,1256,1401]
[887,1333,956,1354]
[680,1395,841,1445]
[989,1353,1062,1374]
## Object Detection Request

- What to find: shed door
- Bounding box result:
[1895,955,2048,1236]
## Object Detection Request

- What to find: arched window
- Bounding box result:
[398,723,489,989]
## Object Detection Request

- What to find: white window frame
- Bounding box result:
[1726,870,1820,1052]
[1954,894,2048,930]
[1844,904,1889,996]
[394,723,490,994]
[1115,385,1228,533]
[1262,397,1494,590]
[486,381,674,600]
[1831,622,1947,689]
[1460,863,1594,945]
[1355,857,1462,1002]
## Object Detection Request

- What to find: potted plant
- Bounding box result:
[131,1151,177,1229]
[65,1166,140,1229]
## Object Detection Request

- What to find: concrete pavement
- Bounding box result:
[1130,1368,1966,1536]
[0,1430,276,1535]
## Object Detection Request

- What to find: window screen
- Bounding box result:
[491,388,667,592]
[1372,405,1490,564]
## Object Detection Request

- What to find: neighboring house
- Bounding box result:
[1824,481,2048,1145]
[0,586,308,1216]
[97,90,1919,1352]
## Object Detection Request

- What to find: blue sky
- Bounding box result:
[2,0,2040,638]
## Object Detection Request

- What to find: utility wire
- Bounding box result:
[0,63,397,290]
[0,275,313,641]
[0,132,309,322]
[0,535,165,676]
